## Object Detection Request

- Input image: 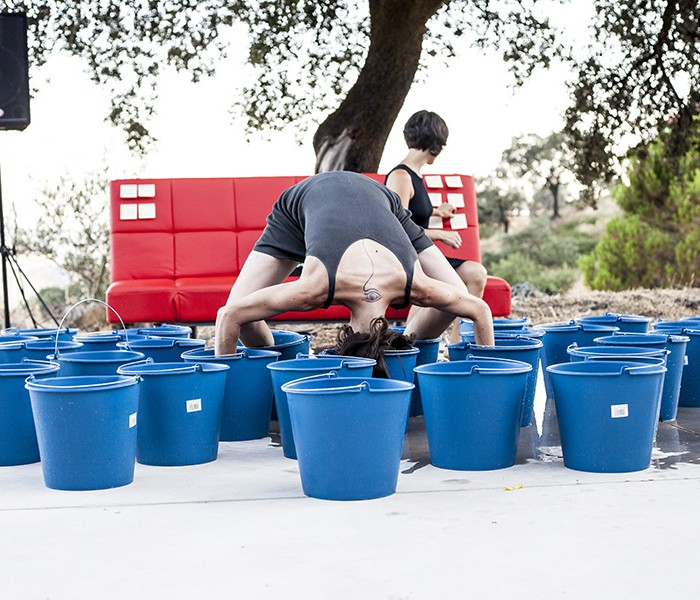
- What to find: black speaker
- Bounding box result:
[0,13,30,131]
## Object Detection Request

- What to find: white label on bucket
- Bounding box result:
[685,355,689,366]
[186,398,202,413]
[611,404,629,419]
[129,412,137,428]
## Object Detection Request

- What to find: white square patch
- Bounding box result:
[186,398,202,413]
[611,404,629,419]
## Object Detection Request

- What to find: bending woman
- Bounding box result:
[215,171,493,358]
[385,110,488,343]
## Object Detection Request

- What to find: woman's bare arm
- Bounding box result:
[215,279,325,355]
[408,275,494,346]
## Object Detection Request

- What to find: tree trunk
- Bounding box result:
[313,0,445,173]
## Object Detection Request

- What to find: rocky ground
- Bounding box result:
[262,287,700,351]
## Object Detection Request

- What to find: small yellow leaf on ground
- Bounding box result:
[504,484,523,491]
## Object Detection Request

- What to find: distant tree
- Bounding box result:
[581,119,700,290]
[14,169,111,302]
[500,131,578,219]
[7,0,561,171]
[564,0,700,198]
[476,171,527,234]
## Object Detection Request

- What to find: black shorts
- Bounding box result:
[446,257,466,269]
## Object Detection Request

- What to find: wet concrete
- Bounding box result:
[400,395,700,472]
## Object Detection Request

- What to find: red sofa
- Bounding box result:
[106,174,511,324]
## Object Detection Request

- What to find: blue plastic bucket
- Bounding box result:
[547,361,666,473]
[3,327,78,341]
[0,333,39,343]
[389,326,440,417]
[594,332,688,419]
[578,312,651,333]
[534,321,620,398]
[240,330,312,361]
[282,373,413,500]
[384,347,420,382]
[74,331,132,351]
[649,326,700,408]
[116,337,206,362]
[463,327,545,341]
[567,344,667,362]
[116,323,193,339]
[268,356,376,459]
[118,361,229,466]
[450,337,543,427]
[240,330,311,420]
[50,350,146,377]
[24,340,84,361]
[26,375,140,490]
[182,348,280,440]
[415,357,531,470]
[460,317,530,334]
[0,341,34,363]
[0,360,60,466]
[653,318,700,330]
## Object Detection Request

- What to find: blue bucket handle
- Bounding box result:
[281,371,374,394]
[121,360,203,375]
[622,364,663,375]
[53,297,131,358]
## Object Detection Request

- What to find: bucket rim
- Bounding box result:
[578,312,652,324]
[566,343,667,357]
[51,350,147,363]
[268,356,377,371]
[456,338,543,350]
[181,347,281,361]
[546,360,666,376]
[415,356,532,375]
[25,374,140,391]
[382,346,420,357]
[117,361,229,375]
[594,333,670,345]
[281,375,414,394]
[650,325,700,337]
[3,326,78,337]
[0,360,61,376]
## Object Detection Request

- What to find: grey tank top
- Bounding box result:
[253,171,433,308]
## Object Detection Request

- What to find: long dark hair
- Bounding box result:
[336,317,414,378]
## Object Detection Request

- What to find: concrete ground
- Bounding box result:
[2,370,700,599]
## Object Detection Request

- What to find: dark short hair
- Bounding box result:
[335,317,415,378]
[403,110,449,156]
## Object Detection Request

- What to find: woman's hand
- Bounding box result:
[440,230,462,249]
[433,203,456,219]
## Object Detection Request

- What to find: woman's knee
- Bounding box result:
[458,261,488,295]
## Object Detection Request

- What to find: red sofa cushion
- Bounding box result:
[172,178,236,231]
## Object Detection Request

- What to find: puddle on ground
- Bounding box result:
[395,406,700,474]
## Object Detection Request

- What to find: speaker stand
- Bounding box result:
[0,163,58,329]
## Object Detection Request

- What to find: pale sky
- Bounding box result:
[0,3,593,301]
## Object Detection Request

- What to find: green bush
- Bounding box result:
[582,126,700,290]
[488,252,577,295]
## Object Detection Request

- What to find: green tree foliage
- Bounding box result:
[582,123,700,290]
[483,218,597,294]
[564,0,700,197]
[476,170,527,234]
[6,0,560,171]
[500,132,578,217]
[14,169,111,302]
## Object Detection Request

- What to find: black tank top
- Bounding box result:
[385,165,432,228]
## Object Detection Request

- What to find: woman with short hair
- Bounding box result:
[385,110,488,343]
